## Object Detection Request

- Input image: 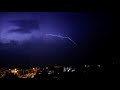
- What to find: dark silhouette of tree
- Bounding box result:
[34,69,48,80]
[4,72,18,79]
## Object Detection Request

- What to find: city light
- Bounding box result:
[11,69,18,74]
[63,67,75,72]
[71,69,75,72]
[0,64,104,79]
[85,65,90,68]
[46,67,48,69]
[97,65,101,67]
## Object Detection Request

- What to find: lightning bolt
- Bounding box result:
[45,34,77,46]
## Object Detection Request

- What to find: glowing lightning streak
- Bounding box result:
[45,34,77,46]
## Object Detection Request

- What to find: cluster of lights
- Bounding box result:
[47,70,54,74]
[46,67,48,69]
[54,66,62,69]
[84,65,101,68]
[97,65,101,67]
[63,67,75,72]
[84,65,90,68]
[11,68,18,74]
[0,64,103,79]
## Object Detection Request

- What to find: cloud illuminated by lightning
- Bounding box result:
[45,34,77,46]
[0,22,78,46]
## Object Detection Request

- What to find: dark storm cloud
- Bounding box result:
[8,20,40,33]
[0,12,113,67]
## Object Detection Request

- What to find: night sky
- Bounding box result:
[0,12,112,67]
